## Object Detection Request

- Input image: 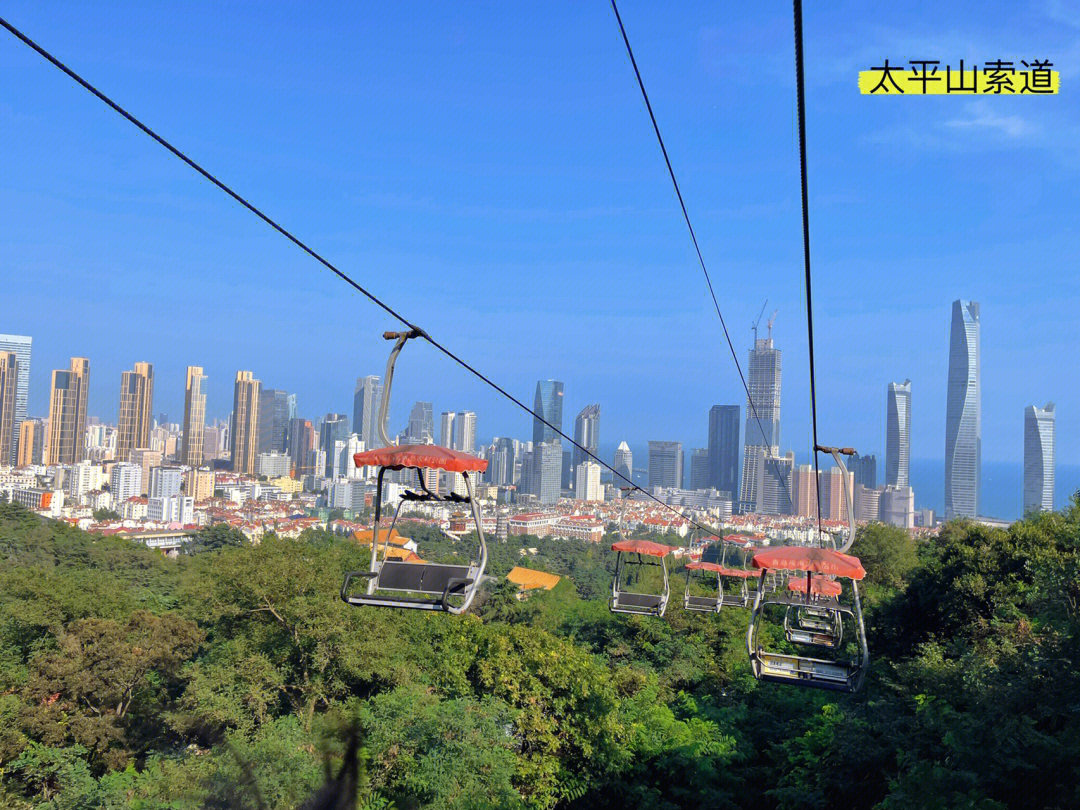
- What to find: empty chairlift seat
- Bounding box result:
[610,539,676,617]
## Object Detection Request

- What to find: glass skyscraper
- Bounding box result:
[0,334,31,466]
[648,440,683,489]
[1023,403,1055,514]
[944,300,980,519]
[258,388,291,454]
[571,404,600,470]
[707,404,740,499]
[739,337,781,513]
[886,379,911,488]
[532,380,563,445]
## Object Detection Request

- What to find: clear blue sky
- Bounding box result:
[2,1,1078,467]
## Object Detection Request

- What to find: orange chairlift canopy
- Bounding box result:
[723,534,750,544]
[611,539,676,557]
[687,560,754,578]
[353,444,489,473]
[752,546,866,580]
[786,576,844,597]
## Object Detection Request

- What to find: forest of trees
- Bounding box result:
[1,497,1079,809]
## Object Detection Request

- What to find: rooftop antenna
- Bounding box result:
[767,309,778,339]
[751,299,768,344]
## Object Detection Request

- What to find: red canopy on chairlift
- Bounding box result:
[611,539,675,557]
[752,546,866,580]
[687,561,754,578]
[353,444,489,473]
[723,534,750,544]
[786,576,843,597]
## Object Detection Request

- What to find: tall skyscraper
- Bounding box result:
[439,412,455,449]
[819,466,854,523]
[848,453,877,490]
[406,401,434,444]
[572,404,600,469]
[452,411,477,454]
[0,352,17,465]
[1023,403,1055,514]
[532,380,564,445]
[17,418,44,467]
[45,357,89,466]
[945,300,980,519]
[353,376,382,448]
[708,405,740,498]
[319,413,350,477]
[181,366,207,468]
[258,389,291,454]
[886,379,911,488]
[230,371,261,475]
[613,441,633,486]
[116,362,154,462]
[288,417,315,476]
[530,441,562,505]
[0,335,31,466]
[575,461,602,502]
[756,452,794,516]
[739,337,781,512]
[792,464,818,518]
[689,448,710,491]
[648,441,683,489]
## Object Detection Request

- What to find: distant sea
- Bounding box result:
[595,441,1080,523]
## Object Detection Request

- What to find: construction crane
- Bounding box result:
[751,299,768,344]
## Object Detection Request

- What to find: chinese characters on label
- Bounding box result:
[858,60,1058,94]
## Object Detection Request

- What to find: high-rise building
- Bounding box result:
[854,484,882,523]
[489,437,519,486]
[756,452,794,516]
[185,467,215,502]
[792,464,818,518]
[1023,403,1055,514]
[116,362,154,462]
[439,412,455,449]
[133,448,163,496]
[886,379,911,488]
[707,405,740,499]
[181,366,207,468]
[288,418,316,476]
[689,448,710,491]
[945,300,980,519]
[0,352,17,465]
[530,441,562,505]
[848,453,877,490]
[230,371,261,475]
[352,375,382,448]
[881,485,915,528]
[575,461,602,502]
[406,401,434,444]
[740,337,781,512]
[819,466,854,523]
[149,466,183,499]
[452,411,477,454]
[648,441,683,489]
[319,414,350,477]
[257,389,291,454]
[613,440,633,487]
[572,404,600,470]
[532,380,564,445]
[202,424,221,462]
[17,418,44,466]
[45,357,90,466]
[0,335,31,466]
[109,462,142,504]
[561,449,573,491]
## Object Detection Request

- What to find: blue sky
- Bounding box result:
[2,0,1079,469]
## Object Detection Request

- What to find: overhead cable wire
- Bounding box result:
[792,0,824,543]
[0,14,721,538]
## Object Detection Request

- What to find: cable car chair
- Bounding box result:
[745,447,869,692]
[683,535,754,612]
[782,576,844,648]
[340,330,489,614]
[609,494,675,616]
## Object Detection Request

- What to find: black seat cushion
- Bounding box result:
[616,592,664,609]
[378,561,472,595]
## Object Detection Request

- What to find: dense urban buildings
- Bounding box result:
[944,300,981,519]
[319,413,350,477]
[181,366,207,467]
[707,404,740,499]
[406,401,434,444]
[648,440,683,489]
[116,361,154,462]
[740,335,781,513]
[886,379,911,488]
[1023,402,1055,514]
[0,334,30,465]
[532,380,564,445]
[230,370,261,475]
[45,357,90,465]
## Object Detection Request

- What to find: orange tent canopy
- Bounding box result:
[752,546,866,580]
[353,444,488,473]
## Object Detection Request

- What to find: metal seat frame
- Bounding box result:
[340,330,488,614]
[683,538,752,613]
[746,446,870,692]
[610,489,670,617]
